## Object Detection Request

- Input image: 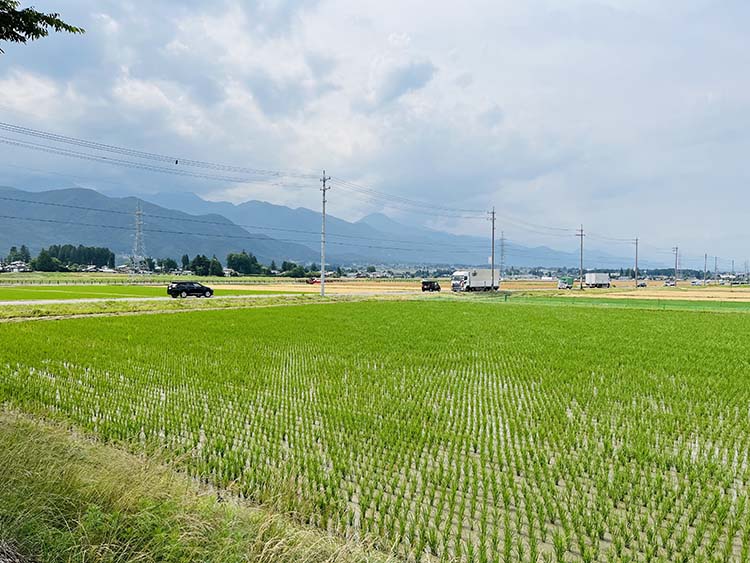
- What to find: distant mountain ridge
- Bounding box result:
[143,191,635,268]
[0,186,317,265]
[1,185,644,268]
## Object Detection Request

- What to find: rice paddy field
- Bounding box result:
[2,299,750,562]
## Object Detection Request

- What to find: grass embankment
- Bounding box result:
[508,293,750,313]
[0,285,298,301]
[0,411,389,563]
[0,293,421,322]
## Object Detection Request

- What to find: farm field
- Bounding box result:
[2,300,750,561]
[511,294,750,314]
[0,284,299,301]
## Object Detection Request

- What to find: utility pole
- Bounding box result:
[634,237,639,290]
[131,201,146,273]
[320,170,331,298]
[500,231,505,283]
[715,256,719,284]
[488,207,496,291]
[703,253,708,286]
[576,225,585,290]
[672,246,679,286]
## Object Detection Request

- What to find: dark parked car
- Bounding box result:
[421,280,441,292]
[167,281,214,298]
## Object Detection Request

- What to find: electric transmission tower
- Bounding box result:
[131,201,147,272]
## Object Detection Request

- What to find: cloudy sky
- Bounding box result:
[1,0,749,267]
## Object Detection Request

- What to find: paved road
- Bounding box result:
[0,291,419,307]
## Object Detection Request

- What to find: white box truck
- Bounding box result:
[451,269,500,292]
[585,273,611,288]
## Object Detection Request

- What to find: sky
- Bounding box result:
[1,0,749,268]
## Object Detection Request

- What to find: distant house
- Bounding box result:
[3,261,31,273]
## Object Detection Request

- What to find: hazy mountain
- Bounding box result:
[0,186,317,265]
[143,191,631,267]
[2,185,645,268]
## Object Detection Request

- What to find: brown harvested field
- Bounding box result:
[558,282,750,302]
[213,279,424,294]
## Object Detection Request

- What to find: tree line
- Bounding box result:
[4,244,341,277]
[4,244,115,271]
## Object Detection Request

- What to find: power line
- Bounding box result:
[0,121,318,180]
[0,136,311,189]
[0,193,488,252]
[0,213,489,255]
[329,177,485,216]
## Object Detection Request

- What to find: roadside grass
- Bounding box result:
[0,293,421,321]
[507,293,750,313]
[0,285,300,301]
[0,410,391,563]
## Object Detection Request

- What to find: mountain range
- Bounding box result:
[1,185,642,268]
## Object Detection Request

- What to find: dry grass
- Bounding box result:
[0,410,393,563]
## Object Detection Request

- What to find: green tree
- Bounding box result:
[0,1,84,54]
[286,265,307,278]
[226,250,261,275]
[6,245,19,262]
[181,254,190,270]
[145,257,156,272]
[209,256,224,277]
[190,255,210,276]
[31,249,57,271]
[158,257,178,272]
[270,260,277,271]
[19,244,30,262]
[366,265,376,273]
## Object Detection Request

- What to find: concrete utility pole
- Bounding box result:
[320,170,331,297]
[576,225,585,289]
[704,253,708,286]
[488,207,496,291]
[634,237,639,290]
[131,201,146,272]
[673,246,679,286]
[500,231,505,283]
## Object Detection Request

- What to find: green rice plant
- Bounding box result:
[2,300,750,562]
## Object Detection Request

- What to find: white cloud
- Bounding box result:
[1,0,749,262]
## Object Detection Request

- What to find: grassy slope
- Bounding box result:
[0,411,391,563]
[0,285,298,301]
[508,293,750,313]
[0,294,417,321]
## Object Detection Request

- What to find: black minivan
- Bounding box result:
[421,280,441,292]
[167,281,214,298]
